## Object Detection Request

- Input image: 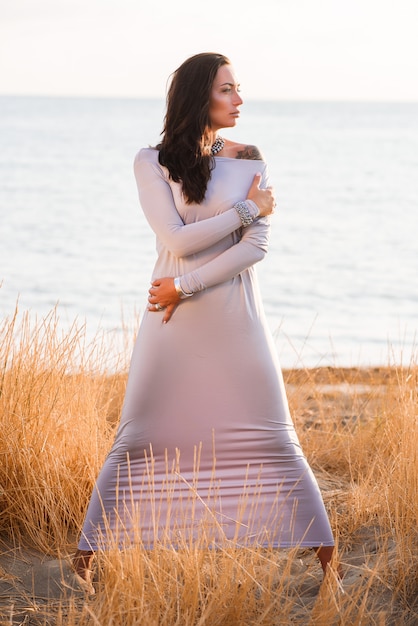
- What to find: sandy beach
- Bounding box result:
[0,521,399,624]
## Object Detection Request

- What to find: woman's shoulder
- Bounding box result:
[133,147,170,181]
[134,146,159,164]
[221,140,265,162]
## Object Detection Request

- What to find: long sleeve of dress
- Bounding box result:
[133,149,262,258]
[180,216,270,293]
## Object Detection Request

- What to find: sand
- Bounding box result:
[0,522,405,624]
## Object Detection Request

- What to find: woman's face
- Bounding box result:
[208,64,243,131]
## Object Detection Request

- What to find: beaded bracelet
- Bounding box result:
[233,201,254,227]
[174,277,193,299]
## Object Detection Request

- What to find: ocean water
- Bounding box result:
[1,96,417,368]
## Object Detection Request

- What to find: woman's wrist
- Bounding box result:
[174,276,194,299]
[245,199,260,218]
[234,200,259,227]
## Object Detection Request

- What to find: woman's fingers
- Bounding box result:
[148,278,180,319]
[147,300,176,323]
[162,303,176,323]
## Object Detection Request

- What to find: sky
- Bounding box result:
[0,0,417,101]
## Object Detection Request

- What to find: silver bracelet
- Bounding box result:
[174,276,193,299]
[233,201,254,227]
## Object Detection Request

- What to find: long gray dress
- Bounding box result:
[78,148,334,551]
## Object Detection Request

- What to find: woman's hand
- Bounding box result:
[247,173,276,217]
[148,277,181,323]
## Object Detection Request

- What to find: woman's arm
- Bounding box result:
[134,150,270,257]
[149,215,271,322]
[180,215,270,292]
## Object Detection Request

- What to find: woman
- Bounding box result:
[73,52,335,590]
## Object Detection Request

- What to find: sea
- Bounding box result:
[1,96,417,369]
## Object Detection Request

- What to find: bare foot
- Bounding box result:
[314,546,342,576]
[73,549,94,578]
[314,546,344,590]
[72,549,95,594]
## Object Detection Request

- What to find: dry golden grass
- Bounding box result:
[0,306,417,624]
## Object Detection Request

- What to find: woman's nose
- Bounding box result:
[234,92,243,106]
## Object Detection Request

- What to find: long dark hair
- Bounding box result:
[158,52,230,204]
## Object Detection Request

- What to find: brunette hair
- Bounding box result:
[158,52,230,204]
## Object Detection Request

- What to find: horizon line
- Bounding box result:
[1,92,418,105]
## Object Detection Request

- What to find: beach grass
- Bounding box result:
[0,306,417,624]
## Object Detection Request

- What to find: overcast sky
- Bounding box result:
[1,0,417,101]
